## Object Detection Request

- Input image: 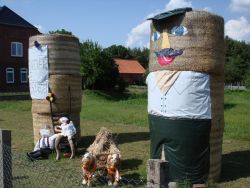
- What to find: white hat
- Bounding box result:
[59,117,69,124]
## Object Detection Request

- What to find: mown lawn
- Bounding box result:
[0,88,249,187]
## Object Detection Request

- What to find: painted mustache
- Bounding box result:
[155,48,183,66]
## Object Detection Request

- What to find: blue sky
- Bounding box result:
[1,0,250,48]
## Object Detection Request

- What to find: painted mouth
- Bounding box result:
[155,48,183,66]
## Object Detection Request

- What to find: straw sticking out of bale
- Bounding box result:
[87,127,120,169]
[87,127,120,155]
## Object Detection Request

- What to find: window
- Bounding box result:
[11,42,23,57]
[20,68,28,83]
[6,68,14,83]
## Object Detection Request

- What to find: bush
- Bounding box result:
[117,77,128,92]
[245,71,250,89]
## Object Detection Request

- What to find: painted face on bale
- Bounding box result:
[155,48,183,66]
[152,25,187,66]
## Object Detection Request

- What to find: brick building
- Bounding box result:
[0,6,40,92]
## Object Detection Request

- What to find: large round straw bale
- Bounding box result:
[32,98,82,114]
[48,75,82,99]
[209,74,224,180]
[31,75,82,114]
[149,10,224,74]
[29,34,81,75]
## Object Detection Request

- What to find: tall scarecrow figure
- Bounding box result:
[147,8,224,184]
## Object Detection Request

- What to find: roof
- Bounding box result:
[147,7,192,21]
[114,59,145,74]
[0,6,37,29]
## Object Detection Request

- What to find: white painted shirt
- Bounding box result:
[147,71,211,119]
[59,121,76,139]
[33,134,57,151]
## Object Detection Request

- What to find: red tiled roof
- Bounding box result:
[114,59,145,74]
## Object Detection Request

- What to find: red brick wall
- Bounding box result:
[0,25,40,92]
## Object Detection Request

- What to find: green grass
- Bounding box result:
[81,90,148,127]
[224,90,250,141]
[0,89,250,187]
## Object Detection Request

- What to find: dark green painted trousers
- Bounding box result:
[149,114,211,184]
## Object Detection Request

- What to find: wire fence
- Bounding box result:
[1,143,147,188]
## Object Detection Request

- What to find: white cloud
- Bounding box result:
[230,0,250,12]
[225,16,250,41]
[165,0,192,11]
[35,24,45,33]
[126,20,151,48]
[126,0,193,48]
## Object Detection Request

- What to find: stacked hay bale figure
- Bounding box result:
[29,34,82,155]
[147,8,224,185]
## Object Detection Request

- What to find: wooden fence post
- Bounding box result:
[0,129,12,188]
[147,159,169,188]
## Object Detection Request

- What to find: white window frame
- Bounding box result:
[6,68,14,83]
[11,42,23,57]
[20,68,28,83]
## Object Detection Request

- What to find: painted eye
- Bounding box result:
[151,31,161,41]
[171,26,188,36]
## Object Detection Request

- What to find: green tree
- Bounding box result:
[80,40,119,89]
[129,47,149,68]
[244,70,250,89]
[225,36,250,84]
[49,29,72,35]
[104,45,132,59]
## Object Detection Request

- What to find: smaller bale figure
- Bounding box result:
[81,152,97,187]
[27,127,57,161]
[54,117,77,160]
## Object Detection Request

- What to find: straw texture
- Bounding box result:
[208,74,224,181]
[31,75,82,114]
[31,98,82,114]
[149,10,224,74]
[29,34,81,75]
[87,127,120,168]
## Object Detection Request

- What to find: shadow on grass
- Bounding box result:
[77,135,95,155]
[122,172,143,180]
[113,132,149,145]
[224,103,237,110]
[121,159,143,171]
[0,95,30,100]
[220,150,250,182]
[77,132,149,155]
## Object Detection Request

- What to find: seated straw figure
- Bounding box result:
[27,126,57,161]
[54,117,77,160]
